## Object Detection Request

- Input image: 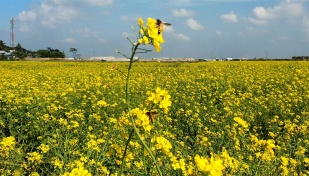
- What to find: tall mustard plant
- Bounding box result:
[115,17,168,175]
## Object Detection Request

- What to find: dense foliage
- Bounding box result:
[36,47,65,58]
[0,40,65,59]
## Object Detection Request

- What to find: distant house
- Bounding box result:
[0,50,14,60]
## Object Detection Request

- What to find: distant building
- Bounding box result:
[0,50,14,60]
[292,56,309,60]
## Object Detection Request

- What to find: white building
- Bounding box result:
[0,50,14,59]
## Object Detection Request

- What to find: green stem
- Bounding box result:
[124,43,163,176]
[125,44,139,103]
[129,112,162,176]
[119,129,134,173]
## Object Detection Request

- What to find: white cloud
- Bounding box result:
[247,17,268,25]
[74,27,105,43]
[17,11,37,22]
[19,23,33,33]
[75,28,93,37]
[283,1,305,17]
[16,11,37,33]
[220,11,238,23]
[161,23,188,41]
[172,8,194,17]
[252,6,280,20]
[216,30,223,36]
[173,33,191,41]
[63,38,76,44]
[16,0,79,29]
[40,1,78,28]
[186,18,204,30]
[248,0,306,25]
[82,0,113,6]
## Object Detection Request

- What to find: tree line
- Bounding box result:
[0,40,65,60]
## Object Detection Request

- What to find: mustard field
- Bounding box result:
[0,61,309,175]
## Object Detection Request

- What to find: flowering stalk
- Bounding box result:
[118,17,166,175]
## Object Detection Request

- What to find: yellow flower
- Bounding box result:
[147,87,172,113]
[62,167,91,176]
[295,146,306,157]
[147,92,161,104]
[154,33,164,43]
[138,17,144,27]
[220,148,240,172]
[234,117,249,128]
[52,157,64,169]
[137,17,165,52]
[139,28,144,35]
[281,156,289,166]
[152,136,172,154]
[153,40,161,52]
[27,152,42,164]
[87,139,100,152]
[194,154,225,176]
[38,144,50,153]
[97,100,108,107]
[134,160,144,170]
[147,18,157,32]
[131,108,152,131]
[0,136,16,150]
[59,118,68,125]
[304,158,309,167]
[30,172,40,176]
[71,120,80,128]
[138,36,149,45]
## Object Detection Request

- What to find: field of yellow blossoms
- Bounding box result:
[1,61,309,175]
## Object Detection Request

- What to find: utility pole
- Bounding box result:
[265,50,268,59]
[10,18,15,48]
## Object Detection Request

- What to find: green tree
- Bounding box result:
[36,47,65,58]
[0,40,5,50]
[13,43,27,59]
[69,48,78,59]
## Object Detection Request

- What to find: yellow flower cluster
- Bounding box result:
[62,167,92,176]
[1,61,309,175]
[147,87,172,113]
[137,17,165,52]
[37,143,50,153]
[0,136,16,149]
[27,152,42,164]
[233,117,249,128]
[194,154,225,176]
[87,138,105,152]
[0,136,16,157]
[250,135,276,162]
[151,136,172,154]
[131,108,152,131]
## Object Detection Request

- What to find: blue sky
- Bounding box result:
[0,0,309,59]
